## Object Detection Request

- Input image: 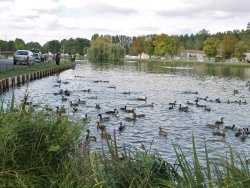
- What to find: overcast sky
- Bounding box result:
[0,0,249,45]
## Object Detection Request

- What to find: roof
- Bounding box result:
[182,50,204,54]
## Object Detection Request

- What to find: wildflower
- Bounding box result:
[68,152,73,159]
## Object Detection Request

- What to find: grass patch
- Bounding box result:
[0,60,75,80]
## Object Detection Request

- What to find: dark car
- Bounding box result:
[13,50,35,65]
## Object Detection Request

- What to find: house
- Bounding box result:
[177,50,205,61]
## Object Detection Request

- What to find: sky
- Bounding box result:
[0,0,249,45]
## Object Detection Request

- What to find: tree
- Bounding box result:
[235,41,247,61]
[203,37,220,61]
[144,34,156,59]
[219,35,238,60]
[43,40,60,53]
[153,34,168,56]
[242,22,250,50]
[15,38,26,50]
[132,36,145,58]
[164,35,181,59]
[26,41,42,51]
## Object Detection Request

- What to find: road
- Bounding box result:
[0,58,25,72]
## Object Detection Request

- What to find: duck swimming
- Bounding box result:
[215,117,224,125]
[159,127,167,136]
[118,122,126,131]
[98,114,110,122]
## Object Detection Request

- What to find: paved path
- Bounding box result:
[0,58,26,72]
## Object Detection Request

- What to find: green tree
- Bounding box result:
[43,40,60,54]
[144,34,156,59]
[88,36,111,60]
[7,40,16,51]
[26,41,42,51]
[203,37,220,61]
[235,41,247,61]
[164,35,181,59]
[153,34,168,56]
[219,35,238,60]
[242,22,250,50]
[15,38,26,50]
[132,36,145,58]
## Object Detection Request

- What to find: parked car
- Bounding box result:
[34,53,41,63]
[13,50,35,65]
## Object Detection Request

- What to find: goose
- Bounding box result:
[81,89,91,92]
[57,79,61,83]
[194,97,199,103]
[62,96,68,101]
[72,107,79,112]
[204,105,211,112]
[133,112,145,118]
[100,129,111,140]
[179,104,188,112]
[235,100,241,105]
[241,132,246,141]
[98,114,110,122]
[105,108,117,114]
[199,96,208,100]
[96,104,101,109]
[235,129,242,137]
[215,117,224,125]
[137,97,147,101]
[212,129,226,137]
[86,129,97,142]
[63,81,69,84]
[183,90,198,94]
[225,124,236,130]
[78,98,86,104]
[233,89,239,95]
[186,101,194,105]
[64,89,70,96]
[169,104,174,110]
[196,103,204,107]
[45,104,53,111]
[124,114,136,121]
[102,80,109,83]
[83,114,89,121]
[60,105,66,113]
[242,99,247,104]
[56,106,66,114]
[107,86,116,89]
[159,127,167,136]
[96,121,106,131]
[118,122,126,131]
[206,124,220,129]
[54,83,60,87]
[70,101,79,107]
[120,105,127,110]
[169,101,177,106]
[124,108,135,113]
[122,91,130,94]
[94,80,102,83]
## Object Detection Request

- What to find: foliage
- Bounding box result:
[164,35,182,59]
[144,34,157,58]
[153,33,168,56]
[219,35,238,60]
[235,41,247,61]
[132,36,145,58]
[14,38,26,50]
[203,37,220,60]
[43,40,61,54]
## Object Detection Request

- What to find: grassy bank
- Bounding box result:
[129,58,250,68]
[0,60,75,80]
[0,95,250,187]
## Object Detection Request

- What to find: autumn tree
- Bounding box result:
[235,41,247,61]
[153,34,168,56]
[164,35,181,59]
[219,35,238,60]
[203,37,220,61]
[132,36,145,58]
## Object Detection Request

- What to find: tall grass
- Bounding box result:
[0,94,250,187]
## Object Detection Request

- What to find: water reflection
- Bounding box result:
[1,60,250,163]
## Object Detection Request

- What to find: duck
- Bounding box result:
[206,124,220,129]
[212,129,226,137]
[235,100,241,105]
[118,122,126,131]
[243,128,250,135]
[159,127,167,136]
[70,101,79,107]
[72,107,79,112]
[54,83,60,87]
[124,114,136,121]
[235,129,242,137]
[105,108,117,114]
[124,108,135,113]
[133,112,145,118]
[56,105,66,114]
[242,99,247,104]
[102,80,109,83]
[60,105,66,113]
[137,97,147,101]
[94,80,102,83]
[78,98,86,104]
[81,89,91,92]
[86,129,97,142]
[241,132,246,141]
[215,117,224,125]
[98,114,110,122]
[169,101,177,106]
[224,124,235,130]
[233,89,239,95]
[204,105,211,112]
[122,91,130,94]
[169,104,174,110]
[96,121,106,131]
[194,97,199,103]
[196,103,204,107]
[96,104,101,109]
[62,96,68,101]
[57,79,61,83]
[215,98,221,103]
[120,105,127,110]
[100,129,111,140]
[45,104,53,111]
[178,104,188,112]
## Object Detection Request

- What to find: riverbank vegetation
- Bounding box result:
[1,94,250,187]
[0,60,75,80]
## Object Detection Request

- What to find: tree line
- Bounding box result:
[0,23,249,61]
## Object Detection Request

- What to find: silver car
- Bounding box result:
[13,50,35,65]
